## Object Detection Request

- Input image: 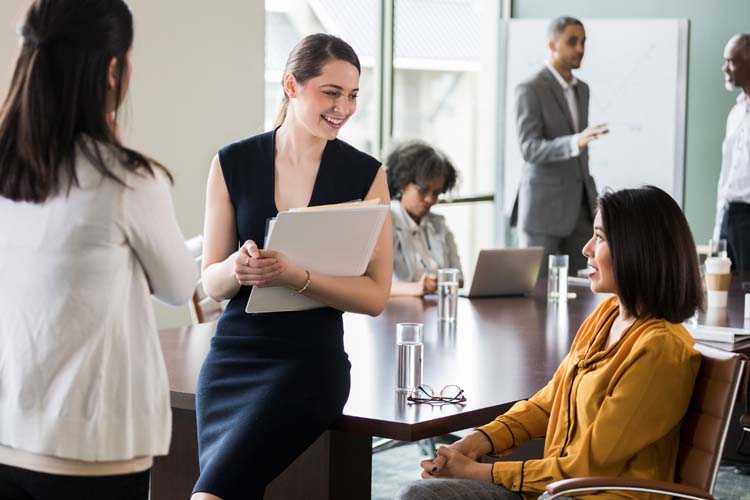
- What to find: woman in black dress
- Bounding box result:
[191,34,393,500]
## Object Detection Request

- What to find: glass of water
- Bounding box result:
[396,323,423,392]
[547,254,569,303]
[709,238,728,259]
[437,268,459,322]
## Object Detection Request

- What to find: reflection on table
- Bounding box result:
[153,277,749,499]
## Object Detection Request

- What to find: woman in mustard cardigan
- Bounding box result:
[397,185,703,500]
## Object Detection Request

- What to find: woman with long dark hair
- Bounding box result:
[0,1,196,499]
[192,34,392,500]
[397,186,703,500]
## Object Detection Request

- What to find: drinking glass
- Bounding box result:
[547,255,569,303]
[437,268,459,322]
[396,323,423,392]
[709,238,728,259]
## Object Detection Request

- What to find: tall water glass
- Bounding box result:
[709,238,728,258]
[396,323,423,392]
[547,255,569,303]
[437,268,459,322]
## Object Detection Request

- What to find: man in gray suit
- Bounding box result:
[513,16,608,275]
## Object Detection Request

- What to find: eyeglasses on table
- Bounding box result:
[407,384,466,404]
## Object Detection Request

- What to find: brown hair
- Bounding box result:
[598,185,702,323]
[273,33,361,128]
[0,0,169,203]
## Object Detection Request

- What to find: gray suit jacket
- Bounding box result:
[511,66,598,238]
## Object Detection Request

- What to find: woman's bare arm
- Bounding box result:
[201,155,278,301]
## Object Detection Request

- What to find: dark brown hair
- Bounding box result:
[598,185,702,323]
[274,33,361,128]
[0,0,168,203]
[385,140,458,200]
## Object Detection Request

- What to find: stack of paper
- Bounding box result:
[246,201,389,313]
[684,324,750,344]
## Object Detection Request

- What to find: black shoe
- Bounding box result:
[734,463,750,475]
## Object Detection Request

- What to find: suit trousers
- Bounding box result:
[720,201,750,276]
[518,199,592,277]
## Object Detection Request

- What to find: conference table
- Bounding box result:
[151,278,750,500]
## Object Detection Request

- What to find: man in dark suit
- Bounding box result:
[513,16,608,275]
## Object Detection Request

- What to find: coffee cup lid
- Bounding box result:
[705,256,731,274]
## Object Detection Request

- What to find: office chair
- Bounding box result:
[735,362,750,474]
[186,235,225,324]
[541,344,747,500]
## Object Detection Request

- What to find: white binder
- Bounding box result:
[246,203,389,313]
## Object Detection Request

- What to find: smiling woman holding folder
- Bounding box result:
[191,34,392,500]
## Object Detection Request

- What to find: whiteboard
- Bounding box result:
[501,19,688,215]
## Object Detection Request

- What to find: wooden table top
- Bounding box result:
[158,278,750,441]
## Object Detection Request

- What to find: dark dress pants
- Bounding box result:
[519,198,593,278]
[720,201,750,276]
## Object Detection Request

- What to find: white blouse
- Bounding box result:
[713,92,750,240]
[391,201,463,283]
[0,148,196,465]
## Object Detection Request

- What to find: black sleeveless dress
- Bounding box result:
[192,130,380,500]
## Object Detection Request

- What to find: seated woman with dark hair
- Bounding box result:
[386,141,463,296]
[397,185,704,500]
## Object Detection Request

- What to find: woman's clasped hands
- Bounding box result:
[233,240,305,289]
[419,433,493,482]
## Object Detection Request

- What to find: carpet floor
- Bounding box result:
[372,441,750,500]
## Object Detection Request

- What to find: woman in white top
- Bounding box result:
[0,1,196,499]
[387,141,463,296]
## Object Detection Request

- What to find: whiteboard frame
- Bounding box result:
[494,19,510,246]
[673,19,689,207]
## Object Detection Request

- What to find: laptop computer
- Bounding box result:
[459,247,544,298]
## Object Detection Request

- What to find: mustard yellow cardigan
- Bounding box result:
[478,296,701,500]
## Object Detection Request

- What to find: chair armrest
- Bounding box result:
[540,476,714,500]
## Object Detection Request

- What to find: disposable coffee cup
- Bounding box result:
[704,256,731,308]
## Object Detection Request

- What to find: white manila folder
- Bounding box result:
[246,204,389,313]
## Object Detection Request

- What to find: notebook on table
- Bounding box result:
[459,247,544,298]
[683,324,750,345]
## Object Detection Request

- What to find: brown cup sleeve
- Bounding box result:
[706,273,732,291]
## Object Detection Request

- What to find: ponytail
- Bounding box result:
[273,95,289,128]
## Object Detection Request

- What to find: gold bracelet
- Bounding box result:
[294,270,311,294]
